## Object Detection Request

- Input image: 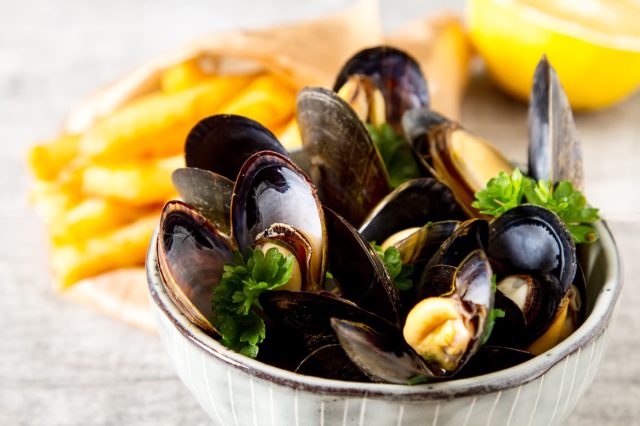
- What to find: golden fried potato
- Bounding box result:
[81,155,183,205]
[79,74,255,162]
[50,198,161,246]
[29,169,85,223]
[161,59,209,93]
[51,213,159,289]
[220,74,296,130]
[28,133,81,181]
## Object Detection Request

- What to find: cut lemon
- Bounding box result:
[467,0,640,110]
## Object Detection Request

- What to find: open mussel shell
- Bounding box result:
[185,114,289,181]
[297,87,391,226]
[333,250,494,382]
[402,109,514,216]
[231,150,327,289]
[401,108,447,158]
[358,178,465,244]
[400,249,493,376]
[491,273,564,347]
[324,207,401,325]
[392,221,460,266]
[331,318,442,384]
[391,220,461,310]
[171,167,233,235]
[429,122,513,216]
[254,223,314,291]
[333,46,429,130]
[157,200,235,335]
[417,219,488,299]
[528,56,583,190]
[488,204,576,294]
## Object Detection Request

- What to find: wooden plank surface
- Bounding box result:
[1,0,638,424]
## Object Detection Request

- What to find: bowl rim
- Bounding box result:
[146,220,622,400]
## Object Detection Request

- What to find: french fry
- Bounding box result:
[219,74,296,130]
[51,213,158,289]
[161,59,209,93]
[28,133,81,181]
[82,155,183,205]
[50,198,161,246]
[79,74,255,162]
[276,118,302,151]
[29,167,85,223]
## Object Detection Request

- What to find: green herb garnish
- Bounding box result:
[472,167,600,243]
[482,308,506,346]
[407,374,430,385]
[480,275,506,345]
[367,123,421,188]
[212,248,293,358]
[372,243,414,291]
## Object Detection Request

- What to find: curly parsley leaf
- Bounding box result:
[471,168,525,216]
[212,248,293,357]
[372,242,414,291]
[367,123,421,188]
[472,168,600,243]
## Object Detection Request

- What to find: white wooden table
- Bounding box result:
[1,0,638,424]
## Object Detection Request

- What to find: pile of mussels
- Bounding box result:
[156,46,592,384]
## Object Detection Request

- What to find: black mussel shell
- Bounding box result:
[488,204,576,294]
[324,207,401,325]
[528,56,583,190]
[401,108,448,161]
[331,318,442,384]
[294,344,370,383]
[358,178,465,244]
[492,273,565,347]
[171,167,233,235]
[297,87,391,226]
[333,46,429,130]
[185,115,289,181]
[456,346,534,378]
[231,150,327,288]
[157,200,235,335]
[417,219,488,299]
[418,264,457,299]
[259,291,394,359]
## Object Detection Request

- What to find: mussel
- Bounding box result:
[297,47,430,226]
[297,87,391,226]
[185,114,289,181]
[402,109,514,216]
[157,200,235,335]
[333,46,429,131]
[157,116,328,338]
[528,56,583,190]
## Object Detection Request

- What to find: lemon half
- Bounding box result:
[467,0,640,110]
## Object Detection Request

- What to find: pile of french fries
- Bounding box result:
[29,59,302,289]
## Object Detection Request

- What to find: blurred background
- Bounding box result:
[2,0,639,424]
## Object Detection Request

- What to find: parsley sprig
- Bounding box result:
[472,168,600,243]
[212,248,293,358]
[367,123,421,188]
[372,243,414,291]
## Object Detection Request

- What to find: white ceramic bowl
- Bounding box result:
[146,221,621,426]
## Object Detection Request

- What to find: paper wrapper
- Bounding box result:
[61,0,472,331]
